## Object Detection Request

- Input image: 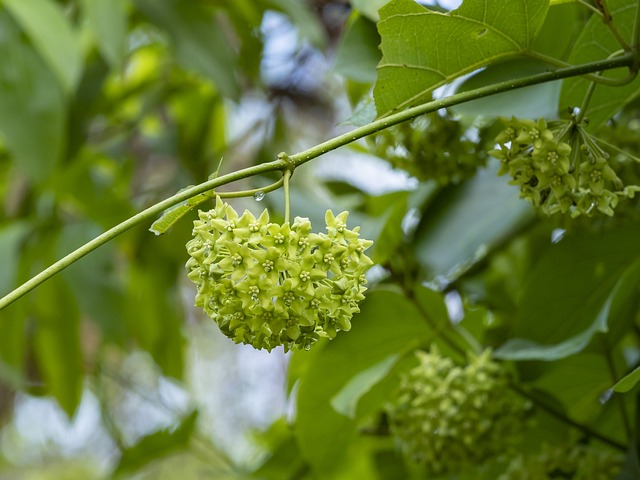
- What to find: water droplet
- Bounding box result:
[254,191,265,202]
[304,344,311,351]
[599,389,613,405]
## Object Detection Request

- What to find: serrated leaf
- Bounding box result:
[373,0,549,117]
[560,0,640,131]
[4,0,83,95]
[150,190,211,235]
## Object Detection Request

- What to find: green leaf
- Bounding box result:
[115,410,199,475]
[510,226,640,345]
[350,0,390,21]
[0,222,30,295]
[0,12,65,183]
[295,288,434,475]
[532,354,612,422]
[134,0,239,98]
[613,365,640,393]
[373,0,549,117]
[126,264,184,379]
[33,280,83,417]
[150,190,212,235]
[80,0,128,68]
[413,163,533,281]
[334,14,381,84]
[4,0,83,95]
[560,0,640,131]
[330,353,400,419]
[57,222,127,342]
[452,58,562,119]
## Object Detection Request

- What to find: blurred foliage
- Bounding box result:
[1,0,640,479]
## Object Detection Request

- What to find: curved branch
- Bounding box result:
[0,52,634,312]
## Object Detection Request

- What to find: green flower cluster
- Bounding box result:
[491,117,640,217]
[499,442,624,480]
[388,348,530,477]
[185,197,373,352]
[371,112,488,185]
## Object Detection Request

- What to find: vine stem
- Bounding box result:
[575,80,598,124]
[633,0,640,64]
[284,169,292,224]
[509,383,627,451]
[288,54,633,170]
[0,53,634,312]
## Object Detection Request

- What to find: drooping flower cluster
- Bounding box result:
[387,348,530,477]
[498,441,624,480]
[371,112,489,185]
[491,117,640,217]
[185,197,373,352]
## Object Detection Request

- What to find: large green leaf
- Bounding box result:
[33,280,83,417]
[80,0,128,68]
[333,14,381,84]
[510,226,640,345]
[134,0,239,98]
[0,12,65,183]
[373,0,549,116]
[495,259,640,361]
[560,0,640,131]
[295,287,434,475]
[4,0,83,95]
[413,163,533,281]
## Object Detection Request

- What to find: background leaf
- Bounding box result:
[80,0,128,68]
[330,353,399,419]
[4,0,83,95]
[0,12,65,183]
[33,281,83,417]
[134,0,239,98]
[413,164,533,281]
[295,288,434,475]
[333,14,381,84]
[115,410,199,475]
